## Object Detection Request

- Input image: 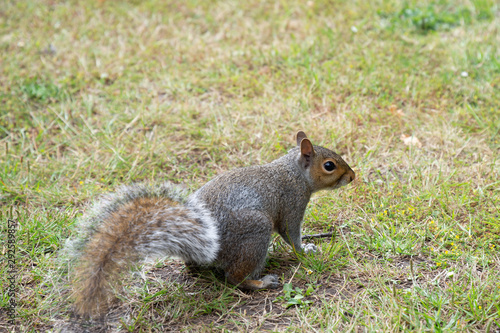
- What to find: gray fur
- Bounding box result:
[195,148,314,278]
[194,143,354,280]
[63,133,355,317]
[62,182,219,265]
[135,194,220,264]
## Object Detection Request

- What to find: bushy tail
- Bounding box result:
[63,183,219,317]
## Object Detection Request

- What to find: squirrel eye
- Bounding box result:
[323,161,336,172]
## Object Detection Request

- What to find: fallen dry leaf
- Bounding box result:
[389,105,405,117]
[400,134,422,148]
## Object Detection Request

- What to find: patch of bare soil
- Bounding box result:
[51,252,446,332]
[15,252,456,332]
[51,254,365,332]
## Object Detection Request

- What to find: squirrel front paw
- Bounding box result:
[302,243,318,254]
[260,274,280,289]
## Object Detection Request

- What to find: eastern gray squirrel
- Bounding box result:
[65,131,355,317]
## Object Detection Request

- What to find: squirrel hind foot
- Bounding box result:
[259,274,280,289]
[226,273,280,290]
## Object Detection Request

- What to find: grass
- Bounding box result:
[1,0,499,331]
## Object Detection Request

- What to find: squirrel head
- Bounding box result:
[295,131,355,192]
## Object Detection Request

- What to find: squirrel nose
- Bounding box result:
[348,170,355,183]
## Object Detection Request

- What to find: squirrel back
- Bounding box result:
[65,131,355,318]
[195,131,354,278]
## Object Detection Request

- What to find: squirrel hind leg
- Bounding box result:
[220,210,278,290]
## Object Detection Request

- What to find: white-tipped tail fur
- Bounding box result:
[64,182,219,317]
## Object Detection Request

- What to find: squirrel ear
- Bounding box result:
[296,131,308,146]
[299,138,315,168]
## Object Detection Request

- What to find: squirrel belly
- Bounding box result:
[67,183,219,317]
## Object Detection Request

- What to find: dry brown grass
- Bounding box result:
[1,0,499,331]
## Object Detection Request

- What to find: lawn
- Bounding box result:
[1,0,499,331]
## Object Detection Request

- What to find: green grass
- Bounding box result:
[1,0,499,331]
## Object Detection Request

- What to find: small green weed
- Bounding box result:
[275,283,315,309]
[471,0,496,20]
[20,77,64,102]
[399,5,469,32]
[381,1,496,33]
